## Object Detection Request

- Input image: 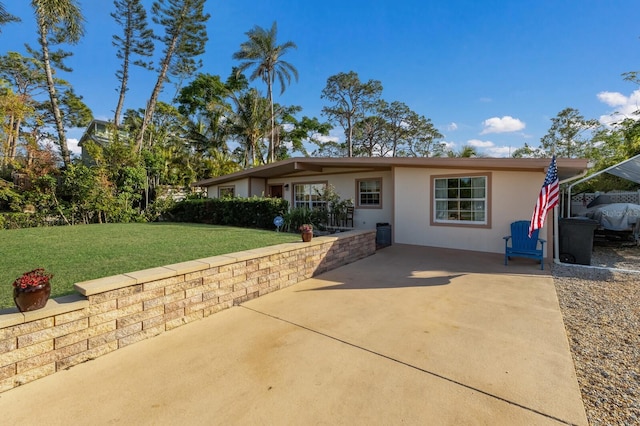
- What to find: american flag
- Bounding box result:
[529,156,559,237]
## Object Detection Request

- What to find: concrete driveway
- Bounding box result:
[0,245,587,425]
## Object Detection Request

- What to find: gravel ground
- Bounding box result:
[553,244,640,425]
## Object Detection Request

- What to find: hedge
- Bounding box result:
[0,213,66,230]
[166,197,289,230]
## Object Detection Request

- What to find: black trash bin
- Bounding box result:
[558,217,599,265]
[376,222,392,247]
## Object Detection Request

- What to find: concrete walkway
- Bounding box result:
[0,245,587,425]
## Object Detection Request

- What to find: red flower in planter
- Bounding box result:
[12,268,53,290]
[299,224,313,233]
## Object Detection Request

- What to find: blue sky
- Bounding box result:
[2,0,640,157]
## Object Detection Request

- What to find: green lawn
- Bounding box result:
[1,223,300,310]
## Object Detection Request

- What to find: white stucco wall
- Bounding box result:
[207,178,250,198]
[249,178,266,197]
[394,167,548,254]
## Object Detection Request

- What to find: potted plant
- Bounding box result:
[299,224,313,242]
[12,268,53,312]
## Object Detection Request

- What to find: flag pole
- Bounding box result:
[553,200,559,265]
[552,145,559,265]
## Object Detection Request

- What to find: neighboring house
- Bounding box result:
[77,119,119,165]
[192,157,589,258]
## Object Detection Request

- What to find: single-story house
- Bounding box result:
[192,157,589,259]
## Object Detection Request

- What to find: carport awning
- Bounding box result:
[604,154,640,184]
[570,153,640,187]
[566,153,640,218]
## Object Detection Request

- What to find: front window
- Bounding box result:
[433,176,488,225]
[357,178,381,208]
[294,183,327,210]
[219,186,234,198]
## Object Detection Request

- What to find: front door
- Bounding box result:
[268,184,283,198]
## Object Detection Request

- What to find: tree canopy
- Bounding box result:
[1,0,639,227]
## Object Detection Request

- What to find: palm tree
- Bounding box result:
[31,0,84,167]
[232,21,298,163]
[229,88,269,167]
[0,3,20,31]
[447,145,479,158]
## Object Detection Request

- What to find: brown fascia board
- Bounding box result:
[192,158,301,187]
[192,157,589,187]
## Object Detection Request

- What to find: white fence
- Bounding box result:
[570,190,640,216]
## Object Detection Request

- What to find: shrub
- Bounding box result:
[283,207,312,232]
[167,197,289,230]
[0,212,57,229]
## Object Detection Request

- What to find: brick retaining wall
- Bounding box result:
[0,230,375,393]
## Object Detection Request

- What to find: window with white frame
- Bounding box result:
[357,178,381,208]
[293,182,327,210]
[433,175,488,224]
[218,186,234,198]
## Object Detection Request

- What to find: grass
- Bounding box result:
[1,223,300,310]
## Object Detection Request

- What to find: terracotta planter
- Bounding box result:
[13,283,51,312]
[301,231,313,242]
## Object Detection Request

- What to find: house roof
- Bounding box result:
[78,119,115,147]
[193,157,590,187]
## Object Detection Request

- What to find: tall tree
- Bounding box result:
[136,0,209,151]
[321,71,382,157]
[397,110,444,157]
[0,88,33,169]
[30,0,85,167]
[46,87,92,129]
[112,0,154,127]
[176,72,239,155]
[352,114,387,157]
[540,107,598,158]
[0,3,20,31]
[232,21,298,163]
[0,52,45,168]
[376,100,408,157]
[229,88,269,167]
[277,112,332,159]
[586,118,640,191]
[511,143,545,158]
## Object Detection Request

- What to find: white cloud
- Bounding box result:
[440,140,456,150]
[462,139,517,157]
[484,146,513,158]
[480,116,526,134]
[68,138,81,155]
[597,91,628,107]
[597,89,640,125]
[313,134,339,143]
[465,139,511,157]
[447,122,458,131]
[467,139,494,148]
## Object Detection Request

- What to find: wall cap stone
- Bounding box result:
[74,274,137,296]
[0,294,88,327]
[124,266,177,284]
[163,260,210,275]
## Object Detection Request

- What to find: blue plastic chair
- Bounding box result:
[503,220,546,270]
